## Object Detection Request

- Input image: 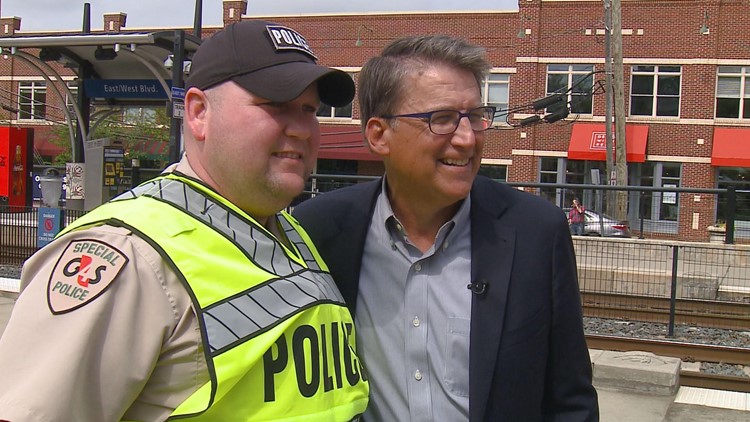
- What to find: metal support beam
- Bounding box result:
[168,30,185,165]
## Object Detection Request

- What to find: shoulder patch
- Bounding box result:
[47,239,129,314]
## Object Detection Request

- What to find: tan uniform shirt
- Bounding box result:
[0,159,208,421]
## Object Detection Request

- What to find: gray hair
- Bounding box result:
[357,35,491,132]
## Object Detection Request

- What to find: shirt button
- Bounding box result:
[443,241,449,250]
[414,370,422,381]
[414,263,422,272]
[412,316,420,327]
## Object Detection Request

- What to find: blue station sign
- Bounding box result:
[85,79,171,99]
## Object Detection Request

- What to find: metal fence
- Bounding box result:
[0,206,86,266]
[298,174,750,244]
[3,181,749,338]
[575,237,750,302]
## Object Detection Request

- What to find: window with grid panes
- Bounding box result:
[18,81,47,121]
[546,65,594,114]
[316,72,355,119]
[630,65,681,117]
[716,66,750,119]
[481,72,510,124]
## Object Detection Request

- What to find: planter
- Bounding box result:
[707,226,726,244]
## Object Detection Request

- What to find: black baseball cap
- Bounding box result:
[185,20,355,107]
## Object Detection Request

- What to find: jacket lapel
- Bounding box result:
[468,178,515,421]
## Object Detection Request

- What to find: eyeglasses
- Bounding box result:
[382,106,496,135]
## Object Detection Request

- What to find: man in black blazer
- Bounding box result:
[294,34,598,421]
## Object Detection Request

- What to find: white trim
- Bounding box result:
[0,75,76,81]
[509,151,711,164]
[646,155,711,164]
[481,158,512,165]
[512,149,567,157]
[517,57,750,66]
[490,67,517,73]
[1,75,53,82]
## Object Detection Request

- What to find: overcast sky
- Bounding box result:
[2,1,519,31]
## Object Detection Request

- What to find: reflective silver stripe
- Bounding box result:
[204,270,345,354]
[118,176,323,275]
[278,214,321,270]
[114,175,342,356]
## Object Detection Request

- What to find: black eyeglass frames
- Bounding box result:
[382,106,496,135]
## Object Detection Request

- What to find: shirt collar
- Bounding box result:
[374,176,471,251]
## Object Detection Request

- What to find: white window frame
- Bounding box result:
[481,72,510,124]
[65,82,78,123]
[629,65,681,117]
[715,66,750,119]
[545,64,594,115]
[18,81,47,121]
[316,71,356,120]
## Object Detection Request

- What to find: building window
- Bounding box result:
[478,164,507,181]
[481,72,510,124]
[317,102,353,119]
[630,65,681,117]
[635,162,681,226]
[317,72,355,119]
[546,64,594,114]
[123,107,158,124]
[539,157,564,205]
[18,81,47,121]
[65,82,78,122]
[715,66,750,119]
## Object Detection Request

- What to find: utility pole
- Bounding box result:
[604,0,615,217]
[612,0,628,220]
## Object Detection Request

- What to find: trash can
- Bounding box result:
[39,171,63,208]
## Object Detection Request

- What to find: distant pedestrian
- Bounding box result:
[569,197,586,235]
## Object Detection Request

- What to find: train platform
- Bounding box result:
[1,277,749,421]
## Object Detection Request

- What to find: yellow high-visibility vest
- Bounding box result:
[61,173,369,421]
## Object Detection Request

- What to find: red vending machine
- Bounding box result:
[0,127,33,209]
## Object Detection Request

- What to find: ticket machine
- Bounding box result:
[83,138,128,210]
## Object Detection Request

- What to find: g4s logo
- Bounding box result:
[62,255,107,287]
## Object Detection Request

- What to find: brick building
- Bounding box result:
[1,0,749,241]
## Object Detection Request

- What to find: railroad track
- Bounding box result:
[586,334,750,393]
[582,292,750,330]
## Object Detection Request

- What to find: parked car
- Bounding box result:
[563,208,632,238]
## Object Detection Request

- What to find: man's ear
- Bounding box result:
[184,87,209,142]
[364,117,390,156]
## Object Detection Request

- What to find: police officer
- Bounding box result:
[0,20,368,421]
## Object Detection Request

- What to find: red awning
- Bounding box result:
[131,140,169,159]
[34,138,65,157]
[711,128,750,167]
[319,126,379,161]
[568,124,649,162]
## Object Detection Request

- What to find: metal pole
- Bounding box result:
[668,246,678,337]
[193,0,203,39]
[639,191,645,239]
[604,0,615,217]
[168,30,185,165]
[726,186,736,244]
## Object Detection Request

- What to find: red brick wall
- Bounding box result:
[4,0,750,240]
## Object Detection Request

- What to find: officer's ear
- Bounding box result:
[184,87,209,142]
[365,117,390,157]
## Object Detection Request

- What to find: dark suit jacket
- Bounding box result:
[293,176,599,421]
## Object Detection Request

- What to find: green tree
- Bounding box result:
[47,106,171,168]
